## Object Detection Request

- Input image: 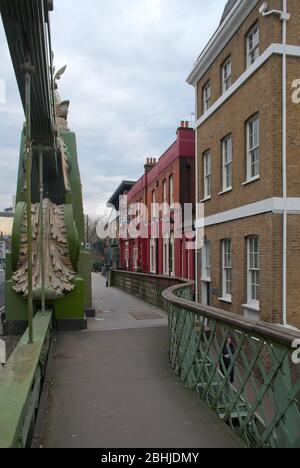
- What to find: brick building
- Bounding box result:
[188,0,300,328]
[105,181,136,269]
[118,122,195,279]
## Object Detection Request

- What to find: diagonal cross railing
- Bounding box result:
[111,270,300,448]
[163,280,300,449]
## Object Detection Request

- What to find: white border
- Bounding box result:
[195,44,300,129]
[187,0,258,85]
[195,197,300,228]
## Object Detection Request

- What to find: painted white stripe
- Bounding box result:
[195,198,300,228]
[195,44,300,129]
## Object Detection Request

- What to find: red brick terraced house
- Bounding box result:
[118,122,196,280]
[188,0,300,329]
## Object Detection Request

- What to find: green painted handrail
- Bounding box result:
[111,271,300,448]
[0,310,52,448]
[163,281,300,449]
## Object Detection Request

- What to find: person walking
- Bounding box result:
[221,335,235,384]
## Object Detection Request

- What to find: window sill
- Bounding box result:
[201,277,211,282]
[242,176,260,186]
[243,304,260,322]
[200,196,211,203]
[218,297,232,304]
[218,187,232,196]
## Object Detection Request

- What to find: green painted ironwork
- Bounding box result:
[1,1,92,331]
[0,311,52,448]
[24,64,34,343]
[112,271,300,448]
[163,281,300,449]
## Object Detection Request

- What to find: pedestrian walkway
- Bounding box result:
[33,274,244,448]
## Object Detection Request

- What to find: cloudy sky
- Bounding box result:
[0,0,225,216]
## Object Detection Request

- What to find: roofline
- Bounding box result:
[107,180,136,206]
[187,0,259,86]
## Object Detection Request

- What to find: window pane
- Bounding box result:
[248,117,259,179]
[204,82,211,111]
[223,136,232,189]
[222,240,232,297]
[248,237,260,303]
[248,25,259,66]
[204,151,211,197]
[222,58,231,92]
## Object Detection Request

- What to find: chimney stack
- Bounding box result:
[179,121,190,129]
[144,157,157,173]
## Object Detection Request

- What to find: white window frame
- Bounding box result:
[222,57,232,93]
[163,238,169,276]
[201,240,211,282]
[203,81,211,112]
[246,115,260,181]
[247,24,259,68]
[125,241,129,270]
[222,239,232,302]
[203,150,211,199]
[222,135,232,191]
[133,246,138,270]
[169,235,175,277]
[169,175,174,208]
[150,238,156,274]
[151,190,157,218]
[163,180,167,203]
[247,236,260,308]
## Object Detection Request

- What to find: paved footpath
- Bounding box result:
[33,274,244,448]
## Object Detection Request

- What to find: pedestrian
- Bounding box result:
[221,335,235,384]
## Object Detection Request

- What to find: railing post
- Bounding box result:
[39,151,45,315]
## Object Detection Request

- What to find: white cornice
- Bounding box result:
[194,44,300,129]
[187,0,259,86]
[195,198,300,228]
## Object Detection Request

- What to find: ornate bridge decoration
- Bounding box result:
[0,0,92,336]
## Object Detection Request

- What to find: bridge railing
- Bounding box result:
[111,270,300,448]
[163,280,300,449]
[0,310,52,448]
[110,269,185,310]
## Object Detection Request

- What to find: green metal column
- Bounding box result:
[39,151,45,314]
[23,63,34,344]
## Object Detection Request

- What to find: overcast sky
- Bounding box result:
[0,0,225,216]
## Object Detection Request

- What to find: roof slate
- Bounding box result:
[220,0,240,24]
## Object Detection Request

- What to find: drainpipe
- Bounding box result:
[282,0,288,326]
[194,85,199,302]
[260,0,290,326]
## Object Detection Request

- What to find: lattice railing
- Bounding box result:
[110,270,184,310]
[163,281,300,449]
[110,271,300,447]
